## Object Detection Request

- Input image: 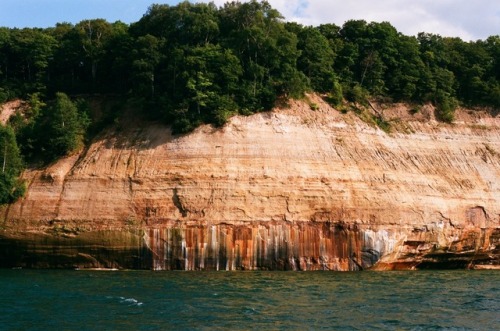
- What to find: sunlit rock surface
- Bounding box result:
[1,96,499,270]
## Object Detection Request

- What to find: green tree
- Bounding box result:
[295,26,334,92]
[317,23,343,55]
[8,28,57,93]
[0,125,25,204]
[76,19,113,85]
[43,92,90,160]
[335,20,369,86]
[49,23,85,93]
[170,44,242,131]
[131,34,162,98]
[435,90,457,123]
[99,21,133,93]
[219,0,305,108]
[328,77,343,106]
[387,35,424,101]
[0,28,12,99]
[11,93,45,162]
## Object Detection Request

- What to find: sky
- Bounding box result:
[0,0,499,41]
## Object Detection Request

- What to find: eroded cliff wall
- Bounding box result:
[1,96,499,270]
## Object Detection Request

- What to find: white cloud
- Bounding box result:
[202,0,500,40]
[1,0,497,39]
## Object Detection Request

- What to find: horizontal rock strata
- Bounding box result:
[1,96,499,270]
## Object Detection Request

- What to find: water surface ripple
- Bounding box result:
[0,270,498,330]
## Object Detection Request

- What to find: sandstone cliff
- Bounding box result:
[1,95,499,270]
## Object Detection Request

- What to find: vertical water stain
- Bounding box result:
[144,222,386,271]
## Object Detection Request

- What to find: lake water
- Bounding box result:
[0,270,498,330]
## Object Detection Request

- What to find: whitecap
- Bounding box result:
[119,297,143,306]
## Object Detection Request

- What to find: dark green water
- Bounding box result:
[0,270,498,330]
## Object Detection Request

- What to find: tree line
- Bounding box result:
[2,1,499,124]
[0,0,499,202]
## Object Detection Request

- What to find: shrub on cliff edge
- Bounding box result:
[435,91,458,123]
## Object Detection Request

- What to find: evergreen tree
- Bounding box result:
[44,92,89,159]
[0,125,25,204]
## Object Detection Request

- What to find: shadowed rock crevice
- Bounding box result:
[172,188,187,217]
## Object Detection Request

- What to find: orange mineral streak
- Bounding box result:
[143,222,370,270]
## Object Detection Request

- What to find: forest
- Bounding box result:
[0,0,499,203]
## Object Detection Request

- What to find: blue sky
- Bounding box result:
[0,0,167,27]
[1,0,499,41]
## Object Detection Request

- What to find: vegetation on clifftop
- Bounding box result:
[1,1,499,123]
[0,0,499,202]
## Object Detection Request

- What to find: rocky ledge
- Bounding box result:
[1,95,499,270]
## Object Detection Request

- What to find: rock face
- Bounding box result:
[1,95,499,270]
